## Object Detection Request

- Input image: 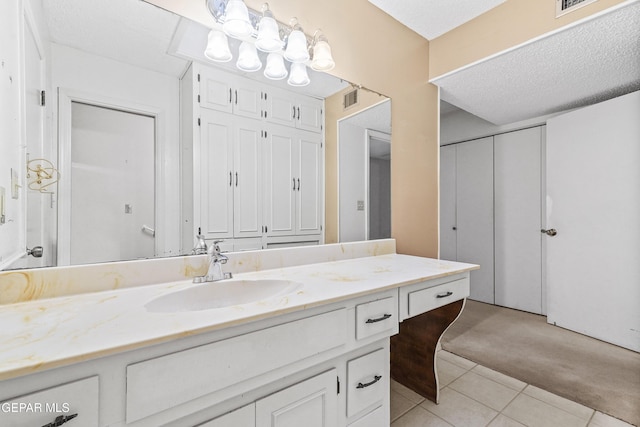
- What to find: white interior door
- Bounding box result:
[297,131,323,235]
[456,137,494,304]
[494,127,543,314]
[233,118,262,237]
[546,91,640,351]
[70,102,155,264]
[439,144,457,261]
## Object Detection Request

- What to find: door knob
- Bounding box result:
[26,246,44,257]
[541,229,557,236]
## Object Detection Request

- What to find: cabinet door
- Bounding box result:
[265,87,297,128]
[233,78,264,121]
[456,137,494,304]
[200,109,234,239]
[296,131,323,235]
[199,67,233,113]
[234,118,263,238]
[256,369,338,427]
[0,376,99,427]
[494,127,543,314]
[296,97,323,133]
[264,124,296,236]
[439,144,457,261]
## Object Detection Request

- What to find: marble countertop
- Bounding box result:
[0,253,477,381]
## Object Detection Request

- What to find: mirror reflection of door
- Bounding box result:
[338,99,391,242]
[69,102,155,265]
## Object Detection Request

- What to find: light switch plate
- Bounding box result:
[11,168,19,199]
[357,200,365,211]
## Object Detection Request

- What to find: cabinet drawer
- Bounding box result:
[347,348,386,418]
[348,405,386,427]
[0,376,99,427]
[126,309,347,423]
[407,277,469,318]
[355,296,397,340]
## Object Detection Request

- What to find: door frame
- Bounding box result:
[57,89,164,265]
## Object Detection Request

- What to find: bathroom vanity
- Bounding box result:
[0,240,477,426]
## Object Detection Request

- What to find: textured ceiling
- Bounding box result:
[368,0,505,40]
[432,1,640,125]
[341,99,392,135]
[41,0,347,98]
[43,0,187,77]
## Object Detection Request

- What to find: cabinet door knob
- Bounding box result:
[541,228,557,236]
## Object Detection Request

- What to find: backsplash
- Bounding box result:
[0,239,396,305]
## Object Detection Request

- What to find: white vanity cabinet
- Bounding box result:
[0,376,99,427]
[263,124,323,237]
[265,86,324,133]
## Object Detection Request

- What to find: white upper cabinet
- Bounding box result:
[264,124,323,237]
[265,86,324,133]
[198,65,264,120]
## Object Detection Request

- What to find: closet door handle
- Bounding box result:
[229,171,232,186]
[292,106,296,119]
[229,88,232,103]
[235,172,238,187]
[297,178,300,191]
[293,178,296,190]
[297,107,300,120]
[235,90,238,104]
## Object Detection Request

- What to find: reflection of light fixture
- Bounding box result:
[284,21,309,63]
[310,31,335,71]
[222,0,253,38]
[237,41,262,72]
[264,53,288,80]
[256,4,283,52]
[288,62,310,87]
[205,0,335,86]
[204,29,233,62]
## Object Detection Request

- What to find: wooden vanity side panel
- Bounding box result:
[390,300,464,403]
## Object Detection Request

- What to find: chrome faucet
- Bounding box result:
[194,240,232,283]
[192,228,208,255]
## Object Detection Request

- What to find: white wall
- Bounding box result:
[51,43,181,257]
[0,0,25,269]
[338,121,366,242]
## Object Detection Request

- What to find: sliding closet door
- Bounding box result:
[439,144,457,261]
[456,137,494,304]
[494,127,543,314]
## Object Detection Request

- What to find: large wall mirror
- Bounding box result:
[4,0,391,270]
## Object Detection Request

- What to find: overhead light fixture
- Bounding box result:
[222,0,253,38]
[288,62,310,87]
[255,4,283,53]
[264,53,288,80]
[236,41,262,72]
[204,29,232,62]
[310,31,335,72]
[205,0,335,87]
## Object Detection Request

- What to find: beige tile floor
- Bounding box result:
[391,350,635,427]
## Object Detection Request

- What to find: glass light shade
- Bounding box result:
[236,41,262,72]
[222,0,253,38]
[204,29,232,62]
[288,62,310,87]
[284,29,309,63]
[256,16,283,52]
[311,40,335,71]
[263,53,287,80]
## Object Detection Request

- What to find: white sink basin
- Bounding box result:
[145,279,304,313]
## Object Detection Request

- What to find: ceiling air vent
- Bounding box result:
[556,0,598,17]
[343,89,359,110]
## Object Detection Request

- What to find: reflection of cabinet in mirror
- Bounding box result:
[181,63,324,252]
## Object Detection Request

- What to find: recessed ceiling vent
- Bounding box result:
[343,89,359,110]
[556,0,598,17]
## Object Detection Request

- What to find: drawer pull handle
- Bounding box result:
[357,375,382,389]
[366,313,392,324]
[436,291,453,298]
[41,413,78,427]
